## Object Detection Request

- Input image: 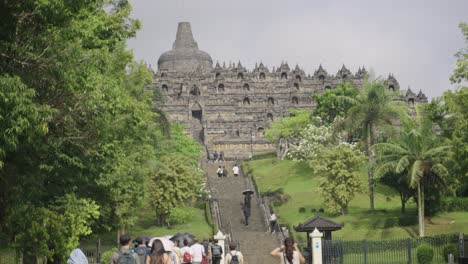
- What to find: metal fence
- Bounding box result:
[321,233,464,264]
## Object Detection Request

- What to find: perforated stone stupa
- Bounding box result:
[149,22,427,159]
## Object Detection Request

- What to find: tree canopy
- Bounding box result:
[0,0,203,261]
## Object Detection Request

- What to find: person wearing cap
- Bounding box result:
[147,239,171,264]
[111,234,141,264]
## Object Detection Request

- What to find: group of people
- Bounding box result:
[216,164,239,178]
[211,151,224,162]
[110,234,245,264]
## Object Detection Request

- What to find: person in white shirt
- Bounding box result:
[190,239,206,264]
[216,166,223,178]
[225,243,244,264]
[232,165,240,177]
[180,240,193,264]
[269,212,277,233]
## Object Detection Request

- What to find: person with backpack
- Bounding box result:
[222,166,227,177]
[210,240,223,264]
[111,235,140,264]
[180,240,193,264]
[224,243,243,264]
[133,237,149,264]
[270,237,305,264]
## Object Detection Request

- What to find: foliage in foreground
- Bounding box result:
[416,244,434,264]
[0,0,202,261]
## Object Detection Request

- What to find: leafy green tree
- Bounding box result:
[312,82,358,124]
[148,154,203,225]
[374,111,452,236]
[0,0,164,258]
[342,80,407,211]
[424,23,468,196]
[310,144,365,215]
[379,171,415,213]
[5,194,99,262]
[450,22,468,84]
[266,109,312,159]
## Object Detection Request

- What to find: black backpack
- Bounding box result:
[230,251,239,264]
[134,247,146,264]
[211,244,222,257]
[117,252,136,264]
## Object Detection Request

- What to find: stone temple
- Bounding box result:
[150,22,428,159]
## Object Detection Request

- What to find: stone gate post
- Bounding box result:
[214,230,227,262]
[310,228,323,264]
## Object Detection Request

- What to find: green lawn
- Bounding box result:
[82,202,213,247]
[244,158,468,242]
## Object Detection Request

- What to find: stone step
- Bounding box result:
[204,161,278,263]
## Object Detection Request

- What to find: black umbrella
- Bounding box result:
[242,189,254,195]
[170,232,195,246]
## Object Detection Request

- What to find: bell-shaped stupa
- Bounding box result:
[158,22,213,72]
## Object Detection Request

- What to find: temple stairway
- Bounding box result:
[204,161,279,264]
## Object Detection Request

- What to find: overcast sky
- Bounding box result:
[127,0,467,99]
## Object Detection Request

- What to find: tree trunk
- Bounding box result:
[367,123,375,212]
[400,192,406,213]
[341,205,348,215]
[417,182,425,237]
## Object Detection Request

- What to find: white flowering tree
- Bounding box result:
[288,118,335,162]
[265,110,312,160]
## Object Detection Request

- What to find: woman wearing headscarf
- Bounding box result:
[270,237,305,264]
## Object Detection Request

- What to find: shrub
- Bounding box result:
[166,207,194,226]
[311,208,317,213]
[383,218,398,228]
[417,244,434,264]
[442,244,458,262]
[251,151,277,160]
[101,248,118,264]
[299,207,306,213]
[439,197,468,212]
[398,215,418,226]
[318,208,324,213]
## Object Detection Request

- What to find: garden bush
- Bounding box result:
[252,151,277,160]
[439,197,468,212]
[383,217,398,228]
[417,244,434,264]
[442,244,458,262]
[166,207,194,225]
[398,215,418,226]
[101,248,117,264]
[299,207,306,213]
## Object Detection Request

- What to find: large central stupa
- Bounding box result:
[157,22,213,72]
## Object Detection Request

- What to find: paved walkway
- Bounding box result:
[204,161,278,264]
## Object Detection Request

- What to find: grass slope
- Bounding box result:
[245,158,468,241]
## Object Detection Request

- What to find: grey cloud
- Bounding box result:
[128,0,467,99]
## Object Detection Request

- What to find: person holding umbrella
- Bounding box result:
[242,189,253,226]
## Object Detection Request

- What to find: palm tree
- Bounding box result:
[343,80,407,211]
[373,110,451,236]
